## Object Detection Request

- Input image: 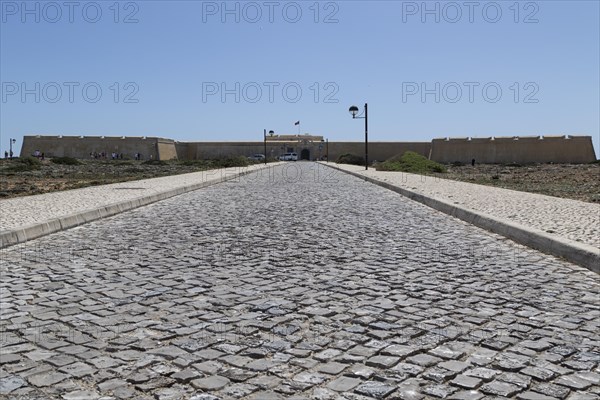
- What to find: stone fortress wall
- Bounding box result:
[430,136,596,164]
[20,136,162,160]
[20,135,597,164]
[181,141,432,162]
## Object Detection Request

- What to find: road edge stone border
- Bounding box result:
[323,162,599,274]
[0,164,275,249]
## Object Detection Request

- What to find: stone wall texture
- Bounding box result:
[430,136,596,164]
[19,135,597,164]
[20,136,162,160]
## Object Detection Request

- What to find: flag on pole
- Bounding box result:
[294,121,300,125]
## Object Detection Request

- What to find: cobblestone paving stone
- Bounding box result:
[0,163,598,399]
[327,163,600,248]
[0,164,272,232]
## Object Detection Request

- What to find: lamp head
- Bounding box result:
[349,105,359,118]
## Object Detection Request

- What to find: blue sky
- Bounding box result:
[1,0,599,157]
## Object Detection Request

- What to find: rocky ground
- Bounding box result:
[0,158,259,199]
[0,158,598,203]
[440,163,600,203]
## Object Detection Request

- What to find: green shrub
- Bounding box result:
[124,167,142,173]
[51,157,82,165]
[336,153,365,166]
[4,163,40,172]
[2,157,41,172]
[20,156,42,166]
[178,160,197,166]
[211,156,251,168]
[377,151,447,174]
[178,159,212,168]
[142,159,168,166]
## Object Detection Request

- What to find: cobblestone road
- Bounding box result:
[0,164,272,232]
[1,163,598,400]
[328,164,600,248]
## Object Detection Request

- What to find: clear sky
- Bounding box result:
[1,0,599,157]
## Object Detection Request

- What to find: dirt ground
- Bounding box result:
[0,158,220,199]
[441,163,600,203]
[1,158,599,203]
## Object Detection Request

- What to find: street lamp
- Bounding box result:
[349,103,368,170]
[9,138,16,159]
[319,140,324,161]
[263,130,274,165]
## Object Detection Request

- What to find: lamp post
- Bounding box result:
[326,138,329,162]
[9,138,16,159]
[319,140,324,161]
[263,130,274,165]
[263,129,267,165]
[349,103,368,170]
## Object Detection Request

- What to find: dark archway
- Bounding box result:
[300,149,310,160]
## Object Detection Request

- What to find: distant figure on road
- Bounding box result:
[471,158,475,166]
[4,151,7,159]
